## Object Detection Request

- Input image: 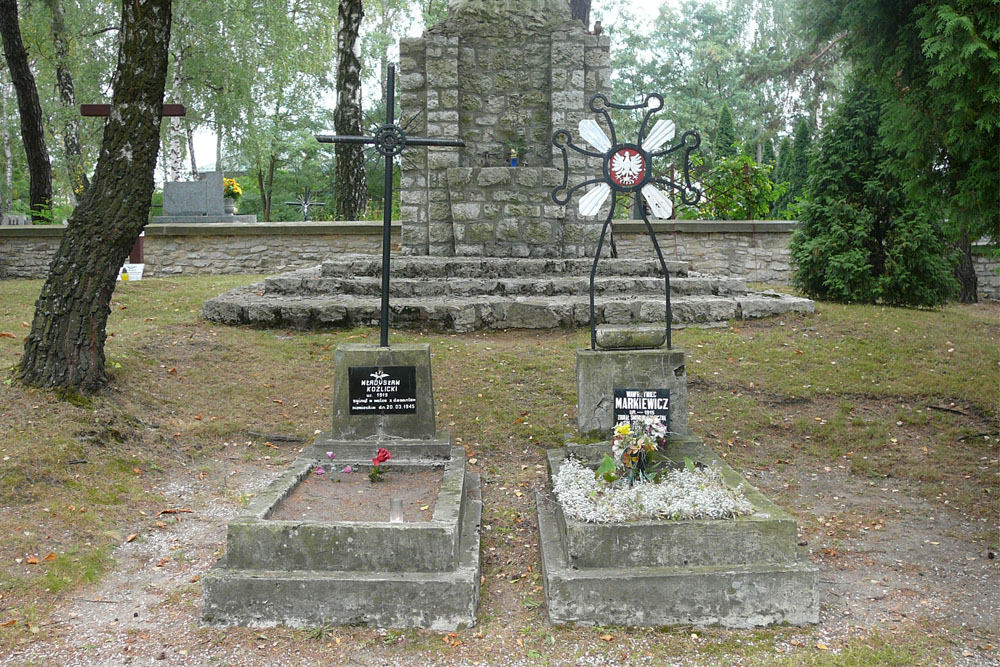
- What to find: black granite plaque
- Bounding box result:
[348,365,417,415]
[613,388,670,429]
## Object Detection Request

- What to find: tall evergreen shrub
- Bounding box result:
[790,77,957,306]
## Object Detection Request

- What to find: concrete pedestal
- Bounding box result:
[576,347,689,438]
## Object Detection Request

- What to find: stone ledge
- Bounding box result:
[614,220,800,234]
[0,221,403,239]
[0,224,66,237]
[144,221,400,237]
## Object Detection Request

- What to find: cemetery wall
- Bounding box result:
[613,221,798,285]
[2,221,997,300]
[0,222,391,279]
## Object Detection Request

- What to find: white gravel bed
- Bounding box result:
[553,458,755,523]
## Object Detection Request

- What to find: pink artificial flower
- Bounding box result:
[314,466,325,475]
[326,451,336,460]
[342,465,353,474]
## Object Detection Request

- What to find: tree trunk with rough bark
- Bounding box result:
[955,229,978,304]
[17,0,171,393]
[164,48,187,180]
[214,116,222,171]
[44,0,90,201]
[256,153,277,221]
[186,123,197,175]
[0,0,52,221]
[0,78,10,214]
[334,0,366,220]
[570,0,590,28]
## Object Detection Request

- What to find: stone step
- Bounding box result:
[202,288,815,333]
[262,274,748,299]
[319,255,690,279]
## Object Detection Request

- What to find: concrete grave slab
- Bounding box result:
[537,439,819,628]
[202,445,481,630]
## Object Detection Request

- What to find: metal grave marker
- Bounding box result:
[551,92,701,350]
[284,185,326,221]
[317,64,464,347]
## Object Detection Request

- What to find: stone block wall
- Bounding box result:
[3,221,997,300]
[0,222,392,279]
[399,2,610,257]
[447,167,580,257]
[974,248,999,299]
[614,221,798,285]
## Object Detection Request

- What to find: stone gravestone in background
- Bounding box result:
[399,0,610,257]
[152,171,257,224]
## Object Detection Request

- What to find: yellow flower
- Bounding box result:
[614,423,631,436]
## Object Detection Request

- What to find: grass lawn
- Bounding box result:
[0,275,997,665]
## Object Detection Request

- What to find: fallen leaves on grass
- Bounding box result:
[0,332,15,338]
[125,533,138,543]
[155,508,194,517]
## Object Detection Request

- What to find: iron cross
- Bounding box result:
[284,186,326,221]
[317,64,464,347]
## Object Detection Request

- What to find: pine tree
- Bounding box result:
[789,76,956,306]
[761,137,775,167]
[714,104,737,160]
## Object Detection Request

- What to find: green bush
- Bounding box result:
[790,76,957,306]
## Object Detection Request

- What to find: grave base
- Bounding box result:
[537,438,818,627]
[202,437,481,630]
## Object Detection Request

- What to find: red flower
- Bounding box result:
[372,448,392,467]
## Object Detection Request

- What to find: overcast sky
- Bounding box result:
[191,0,681,171]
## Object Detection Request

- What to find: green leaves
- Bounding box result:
[594,454,617,484]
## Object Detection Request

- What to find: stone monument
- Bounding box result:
[152,171,257,224]
[399,0,610,257]
[201,0,815,332]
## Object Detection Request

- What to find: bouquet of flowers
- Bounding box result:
[596,416,669,486]
[223,177,242,201]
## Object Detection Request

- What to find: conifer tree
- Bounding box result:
[761,137,775,167]
[790,76,956,306]
[714,104,737,160]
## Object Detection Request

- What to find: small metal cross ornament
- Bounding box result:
[284,186,326,221]
[317,64,464,347]
[552,92,702,351]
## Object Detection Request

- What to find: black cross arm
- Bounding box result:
[404,137,465,148]
[315,135,374,144]
[315,134,464,149]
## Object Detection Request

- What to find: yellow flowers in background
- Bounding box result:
[223,178,243,200]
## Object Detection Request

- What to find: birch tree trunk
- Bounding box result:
[18,0,172,393]
[0,0,52,221]
[334,0,366,220]
[44,0,90,201]
[186,123,197,175]
[0,79,10,214]
[164,48,186,180]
